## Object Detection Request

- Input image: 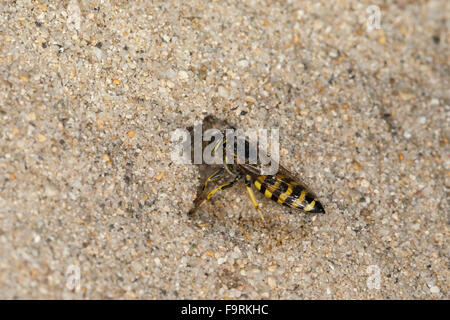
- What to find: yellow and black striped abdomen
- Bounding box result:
[253,174,325,214]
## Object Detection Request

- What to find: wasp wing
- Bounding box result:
[238,163,314,196]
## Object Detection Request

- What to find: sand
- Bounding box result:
[0,0,448,299]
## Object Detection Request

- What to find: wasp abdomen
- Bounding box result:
[253,174,325,214]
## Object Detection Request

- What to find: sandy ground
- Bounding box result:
[0,0,448,299]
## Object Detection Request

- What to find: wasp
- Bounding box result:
[188,116,325,229]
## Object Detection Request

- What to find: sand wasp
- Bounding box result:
[188,116,325,228]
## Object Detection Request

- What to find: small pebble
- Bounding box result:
[178,70,189,81]
[37,134,47,142]
[430,286,440,294]
[267,277,277,289]
[218,86,229,98]
[237,59,249,68]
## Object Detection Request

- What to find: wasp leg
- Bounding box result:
[188,174,240,216]
[196,167,225,200]
[244,175,270,230]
